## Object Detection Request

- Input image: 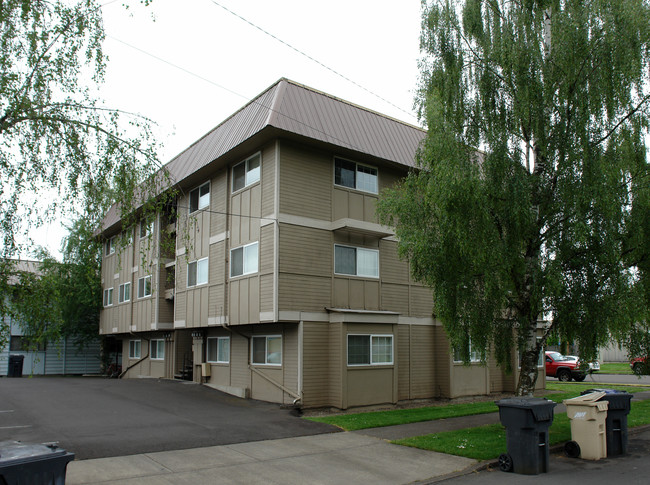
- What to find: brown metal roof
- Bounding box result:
[100,78,425,233]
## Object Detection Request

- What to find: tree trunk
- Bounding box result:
[516,347,540,396]
[516,321,542,396]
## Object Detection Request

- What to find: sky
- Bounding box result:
[30,0,423,257]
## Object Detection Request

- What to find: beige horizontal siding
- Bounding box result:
[279,143,331,220]
[379,240,409,284]
[279,225,331,276]
[278,273,331,312]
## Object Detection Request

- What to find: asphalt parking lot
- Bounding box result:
[0,377,336,460]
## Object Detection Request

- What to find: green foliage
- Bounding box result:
[378,0,650,395]
[6,216,102,350]
[0,0,164,259]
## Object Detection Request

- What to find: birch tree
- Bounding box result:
[378,0,650,395]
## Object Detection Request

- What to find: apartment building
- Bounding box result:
[99,79,538,409]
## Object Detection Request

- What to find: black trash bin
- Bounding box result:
[7,355,24,378]
[0,441,74,485]
[581,388,633,456]
[495,397,557,475]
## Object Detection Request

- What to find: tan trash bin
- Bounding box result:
[563,392,609,460]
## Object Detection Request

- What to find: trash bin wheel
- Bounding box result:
[564,440,581,458]
[498,453,513,472]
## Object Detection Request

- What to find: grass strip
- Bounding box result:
[600,362,634,374]
[305,401,498,431]
[393,399,650,461]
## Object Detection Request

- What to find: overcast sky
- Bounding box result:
[101,0,423,162]
[29,0,423,258]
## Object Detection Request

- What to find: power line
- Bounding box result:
[208,0,417,121]
[106,35,394,157]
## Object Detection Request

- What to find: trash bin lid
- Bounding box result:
[581,388,628,395]
[0,441,67,466]
[495,397,557,421]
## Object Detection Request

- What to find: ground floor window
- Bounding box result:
[251,335,281,365]
[207,337,230,363]
[347,334,393,365]
[453,338,481,363]
[150,339,164,360]
[129,339,141,359]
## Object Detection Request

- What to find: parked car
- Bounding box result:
[545,351,586,381]
[631,356,649,375]
[565,355,600,372]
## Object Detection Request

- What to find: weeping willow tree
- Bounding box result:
[0,0,176,344]
[378,0,650,395]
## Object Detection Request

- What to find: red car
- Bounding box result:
[631,356,648,375]
[545,351,586,382]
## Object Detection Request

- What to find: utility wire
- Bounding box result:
[106,35,398,157]
[208,0,417,122]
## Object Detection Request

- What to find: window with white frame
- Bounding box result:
[334,157,378,193]
[118,282,131,303]
[103,288,113,307]
[334,245,379,278]
[138,275,152,298]
[105,237,115,256]
[453,338,482,363]
[187,257,209,287]
[230,242,258,277]
[347,335,393,365]
[189,182,210,213]
[232,153,261,192]
[251,335,282,365]
[139,219,153,239]
[207,337,230,363]
[123,228,133,246]
[129,340,141,359]
[150,339,165,360]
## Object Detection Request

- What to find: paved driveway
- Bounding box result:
[0,377,336,459]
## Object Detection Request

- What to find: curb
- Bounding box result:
[416,424,650,484]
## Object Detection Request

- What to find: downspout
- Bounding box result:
[154,213,160,330]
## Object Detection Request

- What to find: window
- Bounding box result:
[105,237,115,256]
[138,275,152,298]
[140,219,153,238]
[334,245,379,278]
[189,182,210,213]
[129,340,141,359]
[207,337,230,363]
[251,335,281,365]
[103,288,113,307]
[232,153,261,192]
[347,335,393,365]
[334,157,378,193]
[230,242,258,277]
[453,338,481,363]
[123,229,133,246]
[150,339,165,360]
[118,282,131,303]
[10,336,45,352]
[187,257,209,287]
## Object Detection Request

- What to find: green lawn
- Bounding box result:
[600,362,634,374]
[306,382,650,431]
[393,398,650,461]
[305,401,498,431]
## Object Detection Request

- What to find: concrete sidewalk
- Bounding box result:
[66,432,476,485]
[66,390,650,484]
